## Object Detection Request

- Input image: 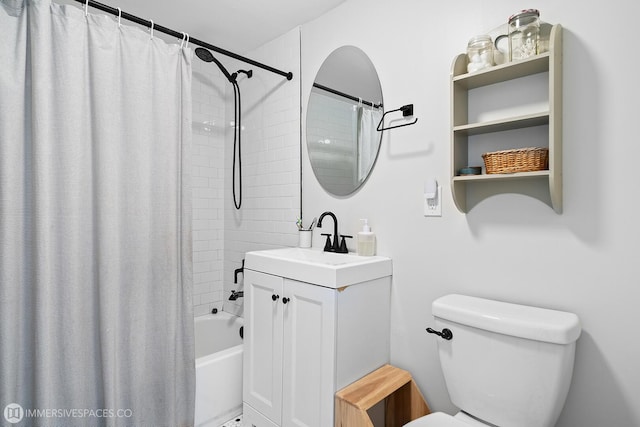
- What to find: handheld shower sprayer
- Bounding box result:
[195,48,254,210]
[195,47,237,83]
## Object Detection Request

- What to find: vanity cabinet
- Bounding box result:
[451,24,562,213]
[242,250,392,427]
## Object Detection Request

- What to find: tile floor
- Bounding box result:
[219,414,243,427]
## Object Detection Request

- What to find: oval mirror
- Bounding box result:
[306,46,383,196]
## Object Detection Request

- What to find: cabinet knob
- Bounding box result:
[272,294,280,301]
[282,297,290,304]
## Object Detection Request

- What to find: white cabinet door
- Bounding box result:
[282,279,336,427]
[243,270,284,425]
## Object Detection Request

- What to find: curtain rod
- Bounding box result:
[312,83,382,109]
[74,0,293,81]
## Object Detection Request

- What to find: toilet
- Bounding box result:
[406,294,581,427]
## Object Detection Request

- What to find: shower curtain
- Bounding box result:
[357,106,382,182]
[0,1,194,426]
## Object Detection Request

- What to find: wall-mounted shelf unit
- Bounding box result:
[451,24,562,213]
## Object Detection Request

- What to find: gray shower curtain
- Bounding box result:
[0,1,194,426]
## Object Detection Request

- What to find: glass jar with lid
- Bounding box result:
[466,35,494,73]
[508,9,541,61]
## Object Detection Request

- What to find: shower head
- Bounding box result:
[195,47,214,63]
[195,47,237,83]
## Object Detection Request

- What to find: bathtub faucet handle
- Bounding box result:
[234,259,245,284]
[229,290,244,301]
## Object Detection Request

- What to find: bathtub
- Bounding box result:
[194,312,244,427]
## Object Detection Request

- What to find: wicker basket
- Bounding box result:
[482,147,549,174]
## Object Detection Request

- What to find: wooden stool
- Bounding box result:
[335,364,431,427]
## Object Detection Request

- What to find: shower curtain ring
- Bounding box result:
[84,0,89,16]
[116,7,122,27]
[149,19,154,39]
[180,33,190,49]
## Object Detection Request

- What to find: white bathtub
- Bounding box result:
[194,312,244,427]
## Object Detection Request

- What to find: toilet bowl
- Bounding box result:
[405,294,581,427]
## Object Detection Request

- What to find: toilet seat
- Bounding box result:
[404,412,469,427]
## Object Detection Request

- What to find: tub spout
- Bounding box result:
[229,290,244,301]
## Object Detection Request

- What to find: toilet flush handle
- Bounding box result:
[426,327,453,340]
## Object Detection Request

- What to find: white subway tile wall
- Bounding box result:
[306,91,358,195]
[191,28,301,317]
[191,58,227,317]
[224,29,302,316]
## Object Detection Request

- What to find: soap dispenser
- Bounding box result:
[357,219,376,256]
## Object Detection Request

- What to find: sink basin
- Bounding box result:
[245,247,392,288]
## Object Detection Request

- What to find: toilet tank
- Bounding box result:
[432,294,581,427]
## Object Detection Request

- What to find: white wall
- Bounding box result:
[190,29,300,317]
[191,59,227,316]
[301,1,640,426]
[223,28,302,315]
[190,29,300,316]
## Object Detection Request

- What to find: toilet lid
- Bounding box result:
[404,412,470,427]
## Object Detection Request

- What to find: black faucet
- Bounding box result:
[317,211,351,253]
